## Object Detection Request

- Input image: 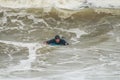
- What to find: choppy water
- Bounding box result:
[0,1,120,80]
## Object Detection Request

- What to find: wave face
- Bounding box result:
[0,2,120,80]
[0,8,120,42]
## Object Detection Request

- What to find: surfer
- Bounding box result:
[45,35,69,46]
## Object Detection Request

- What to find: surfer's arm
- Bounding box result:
[46,39,54,44]
[64,42,69,45]
[61,39,69,45]
[65,42,69,45]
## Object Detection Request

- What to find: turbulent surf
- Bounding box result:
[0,0,120,80]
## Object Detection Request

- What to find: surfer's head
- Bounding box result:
[55,35,60,43]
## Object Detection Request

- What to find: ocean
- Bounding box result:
[0,0,120,80]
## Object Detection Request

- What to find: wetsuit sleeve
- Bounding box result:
[61,39,69,45]
[46,39,54,44]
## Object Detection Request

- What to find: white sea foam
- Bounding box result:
[54,28,87,39]
[0,0,120,9]
[116,37,120,42]
[87,0,120,8]
[0,40,42,71]
[68,28,87,38]
[0,0,84,9]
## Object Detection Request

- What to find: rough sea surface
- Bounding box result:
[0,0,120,80]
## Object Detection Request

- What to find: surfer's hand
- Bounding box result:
[65,43,69,45]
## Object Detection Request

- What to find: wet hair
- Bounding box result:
[55,35,60,39]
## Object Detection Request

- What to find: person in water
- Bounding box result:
[45,35,69,45]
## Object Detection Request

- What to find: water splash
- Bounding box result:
[0,40,42,70]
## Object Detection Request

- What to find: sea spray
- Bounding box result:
[0,40,42,70]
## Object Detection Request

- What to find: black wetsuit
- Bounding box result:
[46,39,69,45]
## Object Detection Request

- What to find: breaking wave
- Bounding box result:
[0,0,120,80]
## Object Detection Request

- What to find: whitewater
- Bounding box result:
[0,0,120,80]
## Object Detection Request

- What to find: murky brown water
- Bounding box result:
[0,7,120,80]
